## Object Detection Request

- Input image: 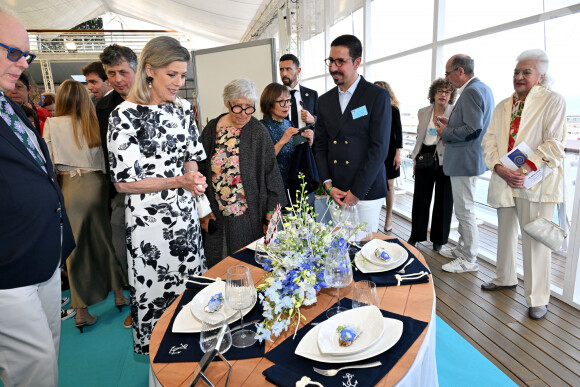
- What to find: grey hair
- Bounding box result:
[451,55,474,76]
[222,78,258,104]
[516,49,551,88]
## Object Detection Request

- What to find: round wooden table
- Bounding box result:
[150,235,435,386]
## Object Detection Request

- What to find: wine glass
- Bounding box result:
[324,243,353,318]
[199,311,232,354]
[352,280,379,309]
[225,265,257,348]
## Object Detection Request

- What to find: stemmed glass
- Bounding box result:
[225,265,257,348]
[352,280,379,309]
[324,241,353,318]
[199,311,232,354]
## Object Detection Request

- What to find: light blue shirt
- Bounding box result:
[338,75,361,114]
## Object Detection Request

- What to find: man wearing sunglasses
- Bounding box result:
[314,34,391,235]
[0,9,75,387]
[435,54,494,274]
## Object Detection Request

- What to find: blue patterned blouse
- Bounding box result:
[261,116,294,187]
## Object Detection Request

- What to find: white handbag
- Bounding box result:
[523,166,567,251]
[195,193,212,218]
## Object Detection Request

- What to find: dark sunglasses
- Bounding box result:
[0,42,36,65]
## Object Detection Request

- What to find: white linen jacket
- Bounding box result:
[482,85,566,208]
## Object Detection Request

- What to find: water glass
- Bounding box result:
[352,280,379,309]
[199,311,232,354]
[254,242,268,265]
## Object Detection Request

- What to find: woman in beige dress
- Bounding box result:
[43,80,127,332]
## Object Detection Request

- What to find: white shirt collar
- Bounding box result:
[457,76,476,94]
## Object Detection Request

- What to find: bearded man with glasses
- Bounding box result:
[314,34,391,235]
[0,8,75,387]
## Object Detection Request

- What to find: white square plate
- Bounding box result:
[317,306,384,356]
[360,240,407,269]
[296,317,404,363]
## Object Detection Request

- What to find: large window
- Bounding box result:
[370,0,433,60]
[258,0,580,308]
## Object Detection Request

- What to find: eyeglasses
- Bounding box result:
[436,89,452,95]
[229,102,255,114]
[324,57,353,67]
[444,68,458,77]
[275,98,292,107]
[0,43,36,65]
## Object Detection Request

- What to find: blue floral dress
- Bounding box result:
[108,98,206,354]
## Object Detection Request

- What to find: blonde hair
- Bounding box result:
[129,36,190,104]
[55,80,100,149]
[374,81,400,108]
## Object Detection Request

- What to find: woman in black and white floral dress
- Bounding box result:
[108,36,207,354]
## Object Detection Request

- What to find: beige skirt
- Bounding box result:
[61,171,126,308]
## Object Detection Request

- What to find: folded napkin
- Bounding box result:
[153,278,265,363]
[352,239,431,287]
[230,248,264,269]
[263,298,428,387]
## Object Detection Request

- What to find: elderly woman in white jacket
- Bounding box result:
[481,49,566,320]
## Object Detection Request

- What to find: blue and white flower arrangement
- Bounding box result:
[255,175,364,341]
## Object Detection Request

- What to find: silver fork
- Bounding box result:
[312,361,382,377]
[397,258,415,274]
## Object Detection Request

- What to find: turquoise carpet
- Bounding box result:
[436,316,515,386]
[1,292,515,386]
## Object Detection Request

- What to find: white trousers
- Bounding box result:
[495,198,554,307]
[450,176,479,262]
[357,198,383,238]
[0,267,61,387]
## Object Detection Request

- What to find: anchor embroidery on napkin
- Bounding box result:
[343,373,358,387]
[169,343,188,355]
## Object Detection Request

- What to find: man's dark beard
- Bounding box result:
[330,71,344,85]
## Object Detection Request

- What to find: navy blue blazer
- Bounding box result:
[0,95,75,289]
[314,76,391,200]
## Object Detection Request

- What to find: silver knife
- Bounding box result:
[230,319,259,332]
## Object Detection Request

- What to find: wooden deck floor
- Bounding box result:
[379,201,580,386]
[391,191,567,289]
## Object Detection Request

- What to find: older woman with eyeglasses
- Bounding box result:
[259,82,315,201]
[199,78,287,268]
[408,78,456,251]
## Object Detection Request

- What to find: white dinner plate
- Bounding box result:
[172,291,257,333]
[360,240,408,269]
[296,317,404,363]
[190,281,237,322]
[317,306,384,356]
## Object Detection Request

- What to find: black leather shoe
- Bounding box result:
[432,243,442,251]
[481,281,517,291]
[407,238,416,247]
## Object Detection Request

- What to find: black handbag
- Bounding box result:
[415,150,438,170]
